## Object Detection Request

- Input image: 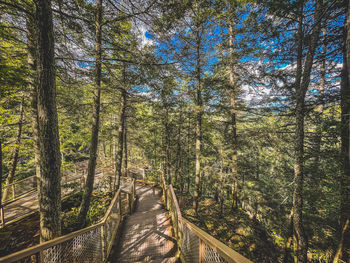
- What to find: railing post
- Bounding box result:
[109,176,113,193]
[132,179,136,208]
[127,193,131,214]
[199,239,205,263]
[12,184,15,200]
[119,194,122,216]
[126,193,129,214]
[0,206,4,226]
[80,176,84,189]
[101,223,106,261]
[133,179,136,197]
[141,168,145,180]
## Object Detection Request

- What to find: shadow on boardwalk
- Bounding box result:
[108,184,178,263]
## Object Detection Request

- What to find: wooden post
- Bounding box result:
[80,176,84,190]
[101,224,106,261]
[167,188,170,210]
[12,184,15,200]
[118,194,122,216]
[133,179,136,200]
[128,193,131,214]
[199,239,205,263]
[0,206,4,226]
[109,176,112,193]
[126,193,129,214]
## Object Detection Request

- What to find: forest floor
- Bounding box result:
[177,193,281,263]
[0,190,112,258]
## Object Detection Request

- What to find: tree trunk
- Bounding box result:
[34,0,62,242]
[219,173,224,217]
[293,97,308,263]
[292,1,322,261]
[123,123,128,171]
[2,95,24,203]
[232,182,238,210]
[188,108,192,194]
[153,128,157,169]
[228,22,238,210]
[194,24,202,214]
[115,86,127,190]
[0,138,3,220]
[334,1,350,261]
[175,111,183,189]
[26,9,41,195]
[283,211,294,263]
[313,27,326,169]
[113,114,117,172]
[78,0,102,226]
[163,106,170,184]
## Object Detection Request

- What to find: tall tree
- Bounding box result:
[26,5,41,193]
[0,138,3,223]
[292,0,322,261]
[123,123,128,170]
[227,8,238,211]
[114,79,127,190]
[78,0,103,226]
[334,0,350,261]
[193,14,203,214]
[34,0,62,242]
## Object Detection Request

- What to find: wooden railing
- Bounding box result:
[0,177,136,263]
[0,166,117,227]
[145,169,253,263]
[1,167,253,263]
[0,173,87,227]
[1,176,37,204]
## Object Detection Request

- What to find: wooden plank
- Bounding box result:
[110,184,177,262]
[199,239,205,263]
[101,223,106,261]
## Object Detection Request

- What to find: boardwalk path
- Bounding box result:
[2,168,108,226]
[109,184,178,263]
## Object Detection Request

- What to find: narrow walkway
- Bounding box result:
[109,184,177,263]
[1,168,108,226]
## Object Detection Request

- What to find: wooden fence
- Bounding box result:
[0,177,136,263]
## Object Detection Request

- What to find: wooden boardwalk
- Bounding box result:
[1,168,109,226]
[109,184,178,263]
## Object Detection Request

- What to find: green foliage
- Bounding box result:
[62,191,112,234]
[0,0,345,261]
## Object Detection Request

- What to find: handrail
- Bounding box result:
[0,177,136,263]
[168,185,182,221]
[146,169,253,263]
[1,169,105,226]
[100,189,121,223]
[1,173,84,206]
[180,218,253,263]
[1,167,252,263]
[0,222,104,262]
[1,189,36,207]
[2,175,35,188]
